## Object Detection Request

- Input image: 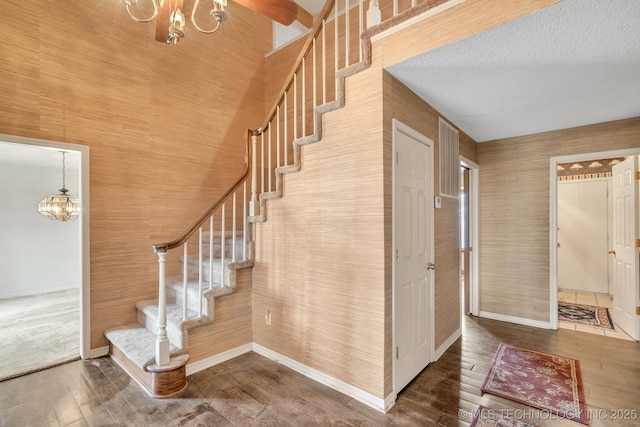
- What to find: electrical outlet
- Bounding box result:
[265,309,272,326]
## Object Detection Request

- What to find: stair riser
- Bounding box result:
[185,261,224,284]
[194,240,246,260]
[137,310,184,349]
[166,285,211,317]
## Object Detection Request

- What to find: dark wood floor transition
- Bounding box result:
[1,316,638,426]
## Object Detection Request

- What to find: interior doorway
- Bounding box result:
[460,157,479,317]
[550,148,640,341]
[0,134,90,379]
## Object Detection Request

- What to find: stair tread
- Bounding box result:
[165,277,223,289]
[136,300,201,324]
[105,323,182,369]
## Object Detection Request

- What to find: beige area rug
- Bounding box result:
[0,289,80,381]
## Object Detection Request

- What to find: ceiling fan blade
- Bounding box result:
[233,0,299,26]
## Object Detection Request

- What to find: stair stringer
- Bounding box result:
[249,61,367,224]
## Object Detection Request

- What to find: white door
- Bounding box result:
[393,120,434,393]
[612,156,639,340]
[558,180,609,293]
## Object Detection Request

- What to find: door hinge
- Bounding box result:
[396,151,399,165]
[396,249,399,262]
[635,171,640,180]
[396,346,399,359]
[636,307,640,315]
[636,239,640,248]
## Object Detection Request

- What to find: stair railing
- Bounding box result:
[151,133,254,366]
[150,0,453,367]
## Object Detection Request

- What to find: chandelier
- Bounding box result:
[37,152,80,222]
[120,0,228,45]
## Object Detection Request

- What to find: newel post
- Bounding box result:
[153,246,170,366]
[250,133,258,216]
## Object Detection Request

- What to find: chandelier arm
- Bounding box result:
[124,0,160,23]
[191,0,224,34]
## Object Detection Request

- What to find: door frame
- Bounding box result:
[391,119,435,394]
[460,157,479,316]
[0,133,91,359]
[549,148,640,330]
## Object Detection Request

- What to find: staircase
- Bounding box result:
[104,0,454,398]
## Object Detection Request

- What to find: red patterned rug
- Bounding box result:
[481,343,588,425]
[469,405,537,427]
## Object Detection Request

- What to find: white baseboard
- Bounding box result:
[253,343,393,413]
[434,327,461,361]
[479,311,551,330]
[186,343,253,376]
[89,346,109,359]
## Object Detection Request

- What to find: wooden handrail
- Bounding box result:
[152,131,252,254]
[255,0,337,135]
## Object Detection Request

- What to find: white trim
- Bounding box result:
[0,134,90,360]
[90,346,109,359]
[370,0,467,43]
[0,286,78,300]
[391,119,436,395]
[186,343,253,376]
[253,343,393,413]
[549,147,640,331]
[434,327,461,361]
[460,157,479,317]
[479,311,551,330]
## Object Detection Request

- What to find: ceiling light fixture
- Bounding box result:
[37,151,80,222]
[120,0,228,45]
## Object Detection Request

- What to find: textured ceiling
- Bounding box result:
[386,0,640,142]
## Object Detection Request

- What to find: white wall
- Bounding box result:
[0,159,81,299]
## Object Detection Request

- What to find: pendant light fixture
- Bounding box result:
[37,151,80,222]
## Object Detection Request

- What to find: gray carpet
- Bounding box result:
[0,289,80,381]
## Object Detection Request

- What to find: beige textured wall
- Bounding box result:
[0,0,270,354]
[382,72,477,381]
[253,64,387,398]
[478,118,640,322]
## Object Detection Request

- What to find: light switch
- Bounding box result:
[434,197,441,209]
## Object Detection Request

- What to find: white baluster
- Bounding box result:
[268,124,272,192]
[155,251,170,366]
[313,37,317,131]
[359,0,363,61]
[250,134,258,216]
[261,133,265,196]
[220,203,225,286]
[209,215,213,290]
[243,180,247,260]
[284,91,288,166]
[183,242,188,320]
[393,0,398,17]
[334,0,339,88]
[322,19,326,104]
[367,0,381,28]
[345,0,350,67]
[232,191,237,262]
[293,73,297,143]
[302,57,306,137]
[276,106,281,168]
[198,227,203,317]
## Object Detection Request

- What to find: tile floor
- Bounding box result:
[558,290,634,341]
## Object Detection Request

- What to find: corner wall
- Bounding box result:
[478,117,640,323]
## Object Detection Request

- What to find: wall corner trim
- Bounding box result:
[253,343,390,413]
[479,311,552,330]
[89,346,109,359]
[434,327,461,361]
[186,343,253,376]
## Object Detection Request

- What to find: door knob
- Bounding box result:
[608,249,616,255]
[426,263,435,270]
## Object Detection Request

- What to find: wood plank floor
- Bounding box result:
[1,316,638,426]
